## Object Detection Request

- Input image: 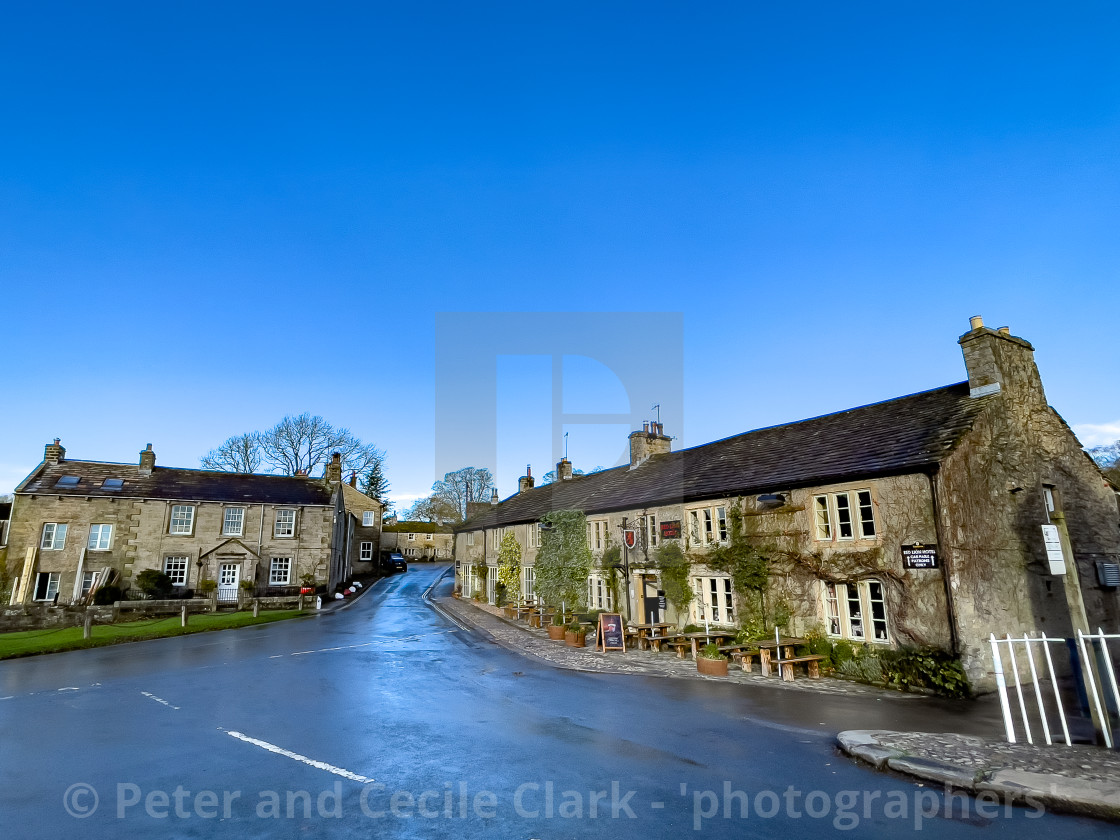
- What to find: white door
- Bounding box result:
[218,564,240,602]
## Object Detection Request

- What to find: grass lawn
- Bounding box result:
[0,610,310,660]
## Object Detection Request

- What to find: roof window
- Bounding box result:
[55,475,80,487]
[102,478,124,490]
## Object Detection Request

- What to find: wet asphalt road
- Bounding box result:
[0,563,1111,839]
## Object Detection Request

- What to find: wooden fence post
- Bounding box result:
[83,610,92,640]
[181,604,188,627]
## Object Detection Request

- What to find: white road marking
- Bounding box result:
[0,696,13,701]
[277,629,458,659]
[223,730,374,783]
[58,687,80,691]
[141,691,180,710]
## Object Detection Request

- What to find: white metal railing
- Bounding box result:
[990,630,1119,748]
[216,585,239,603]
[1076,629,1120,749]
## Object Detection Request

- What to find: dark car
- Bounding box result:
[390,552,407,572]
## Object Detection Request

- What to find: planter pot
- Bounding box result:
[547,625,567,641]
[300,587,314,595]
[696,656,729,677]
[564,631,586,648]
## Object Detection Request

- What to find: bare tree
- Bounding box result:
[258,413,384,478]
[406,494,462,524]
[201,414,385,479]
[431,467,495,520]
[1089,441,1120,484]
[201,433,263,473]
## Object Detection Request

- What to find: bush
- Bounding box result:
[831,639,855,668]
[135,570,174,599]
[92,585,123,606]
[682,624,703,634]
[877,646,971,699]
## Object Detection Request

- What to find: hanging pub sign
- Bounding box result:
[902,544,939,569]
[623,529,637,549]
[597,613,626,652]
[659,520,681,539]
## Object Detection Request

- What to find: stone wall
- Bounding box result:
[0,604,117,632]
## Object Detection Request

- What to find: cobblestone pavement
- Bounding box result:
[838,730,1120,821]
[441,595,1120,821]
[438,595,909,698]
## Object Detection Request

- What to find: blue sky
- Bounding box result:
[2,2,1119,511]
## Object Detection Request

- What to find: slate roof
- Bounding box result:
[459,382,991,530]
[340,482,382,516]
[17,459,334,506]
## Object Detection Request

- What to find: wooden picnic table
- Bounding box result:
[755,637,806,677]
[680,630,733,659]
[718,643,760,672]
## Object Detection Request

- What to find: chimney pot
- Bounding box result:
[969,315,984,330]
[349,471,358,487]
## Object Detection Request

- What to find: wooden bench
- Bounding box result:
[719,645,760,672]
[664,638,691,658]
[773,654,827,681]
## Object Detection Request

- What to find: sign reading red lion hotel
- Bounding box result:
[659,520,681,539]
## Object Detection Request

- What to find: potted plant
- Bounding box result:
[197,578,217,597]
[547,613,567,641]
[696,643,729,677]
[564,621,587,648]
[299,573,317,595]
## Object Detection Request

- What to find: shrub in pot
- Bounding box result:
[547,613,567,640]
[696,643,728,677]
[564,622,586,648]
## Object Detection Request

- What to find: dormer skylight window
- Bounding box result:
[55,475,80,487]
[102,478,124,490]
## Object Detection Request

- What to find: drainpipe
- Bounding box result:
[927,470,961,656]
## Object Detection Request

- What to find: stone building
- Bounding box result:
[380,522,454,561]
[4,443,381,605]
[454,318,1120,687]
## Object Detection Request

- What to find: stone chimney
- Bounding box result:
[325,451,342,483]
[518,465,535,494]
[138,443,156,476]
[958,316,1044,402]
[490,488,500,506]
[44,438,66,465]
[629,422,672,469]
[349,471,358,488]
[556,458,574,481]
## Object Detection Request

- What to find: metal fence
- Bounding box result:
[990,630,1120,748]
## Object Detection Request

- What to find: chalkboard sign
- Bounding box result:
[597,613,626,652]
[902,544,939,569]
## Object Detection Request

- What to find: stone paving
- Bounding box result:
[438,595,908,698]
[442,595,1120,821]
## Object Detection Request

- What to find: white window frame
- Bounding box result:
[360,541,373,561]
[523,566,536,603]
[407,532,415,541]
[164,556,189,586]
[528,523,541,549]
[466,532,475,546]
[691,575,735,624]
[587,573,614,611]
[169,505,195,535]
[813,490,877,542]
[643,514,658,548]
[88,524,113,551]
[363,510,376,527]
[274,509,296,538]
[40,523,68,550]
[80,570,97,596]
[34,572,61,601]
[687,506,728,546]
[223,507,245,537]
[821,579,890,643]
[588,519,609,551]
[269,557,292,585]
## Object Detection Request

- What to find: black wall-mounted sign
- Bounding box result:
[659,520,681,539]
[902,544,939,569]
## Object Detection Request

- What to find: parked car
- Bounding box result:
[390,552,407,572]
